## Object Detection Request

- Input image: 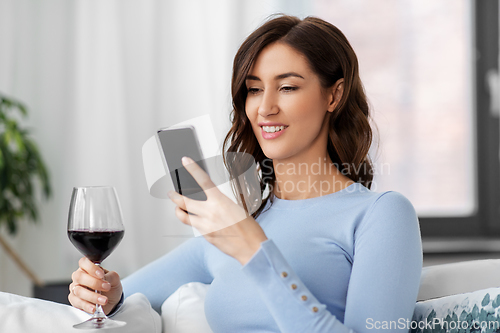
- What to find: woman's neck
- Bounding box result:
[272,155,354,200]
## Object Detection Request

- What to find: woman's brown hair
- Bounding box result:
[223,14,374,218]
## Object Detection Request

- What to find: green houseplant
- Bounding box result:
[0,93,52,287]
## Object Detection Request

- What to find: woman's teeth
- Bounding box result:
[262,125,286,133]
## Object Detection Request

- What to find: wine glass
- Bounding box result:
[67,186,126,329]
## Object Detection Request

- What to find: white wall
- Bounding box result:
[0,0,311,297]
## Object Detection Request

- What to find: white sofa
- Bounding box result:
[418,259,500,301]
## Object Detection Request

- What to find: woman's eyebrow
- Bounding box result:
[275,72,305,80]
[245,72,305,81]
[246,74,261,81]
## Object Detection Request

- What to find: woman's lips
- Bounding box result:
[261,125,288,139]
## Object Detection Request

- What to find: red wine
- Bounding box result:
[68,230,124,263]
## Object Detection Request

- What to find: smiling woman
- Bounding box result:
[243,42,352,200]
[226,15,374,208]
[69,14,422,333]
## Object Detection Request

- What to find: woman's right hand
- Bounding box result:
[68,257,123,315]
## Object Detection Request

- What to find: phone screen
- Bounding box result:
[157,127,208,201]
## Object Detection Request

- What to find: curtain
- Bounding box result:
[0,0,311,296]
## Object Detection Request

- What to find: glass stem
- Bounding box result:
[93,294,106,320]
[93,263,106,320]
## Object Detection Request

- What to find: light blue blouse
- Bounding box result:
[123,182,422,332]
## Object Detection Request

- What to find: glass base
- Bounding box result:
[73,317,126,330]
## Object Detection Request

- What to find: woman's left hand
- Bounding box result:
[168,156,268,265]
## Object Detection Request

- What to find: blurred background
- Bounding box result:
[0,0,498,298]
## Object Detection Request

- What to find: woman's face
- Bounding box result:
[245,42,341,164]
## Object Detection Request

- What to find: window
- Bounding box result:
[312,0,500,240]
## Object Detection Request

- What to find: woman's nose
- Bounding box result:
[258,91,279,117]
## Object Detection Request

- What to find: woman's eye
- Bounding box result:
[280,86,298,92]
[247,88,261,95]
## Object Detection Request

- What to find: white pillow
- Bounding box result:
[161,282,213,333]
[0,291,161,333]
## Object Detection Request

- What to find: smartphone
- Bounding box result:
[157,126,208,201]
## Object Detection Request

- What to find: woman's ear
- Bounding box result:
[327,78,344,113]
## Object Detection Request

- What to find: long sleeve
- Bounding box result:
[241,191,423,332]
[122,237,213,313]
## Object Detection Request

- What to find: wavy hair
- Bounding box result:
[223,15,375,218]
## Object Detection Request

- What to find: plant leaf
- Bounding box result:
[0,93,52,235]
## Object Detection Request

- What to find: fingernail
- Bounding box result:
[95,270,104,279]
[98,296,107,305]
[182,156,192,165]
[102,282,111,290]
[88,305,95,313]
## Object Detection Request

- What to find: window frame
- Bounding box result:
[420,0,500,246]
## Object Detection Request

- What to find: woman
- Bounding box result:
[69,15,422,332]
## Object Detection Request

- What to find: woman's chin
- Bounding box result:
[259,143,301,162]
[261,151,289,162]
